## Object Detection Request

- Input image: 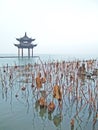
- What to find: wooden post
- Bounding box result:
[32,48,33,57]
[18,48,20,58]
[28,48,30,58]
[22,48,23,58]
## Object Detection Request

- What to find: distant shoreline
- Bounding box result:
[0,56,39,58]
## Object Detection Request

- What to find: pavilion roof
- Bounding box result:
[16,32,35,42]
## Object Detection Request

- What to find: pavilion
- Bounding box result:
[14,32,37,58]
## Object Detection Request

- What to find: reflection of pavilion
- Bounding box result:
[14,32,37,58]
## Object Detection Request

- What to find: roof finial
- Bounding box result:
[25,32,27,36]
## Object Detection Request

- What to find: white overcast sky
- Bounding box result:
[0,0,98,55]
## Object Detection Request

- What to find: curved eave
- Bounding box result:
[16,38,20,41]
[31,39,35,42]
[14,44,37,48]
[33,44,37,47]
[14,44,20,47]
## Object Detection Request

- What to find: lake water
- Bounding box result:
[0,54,98,130]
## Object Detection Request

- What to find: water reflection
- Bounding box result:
[0,59,98,130]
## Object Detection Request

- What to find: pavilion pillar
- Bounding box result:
[18,48,20,58]
[28,48,30,58]
[21,48,23,58]
[32,48,33,57]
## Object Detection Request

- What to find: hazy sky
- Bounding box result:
[0,0,98,55]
